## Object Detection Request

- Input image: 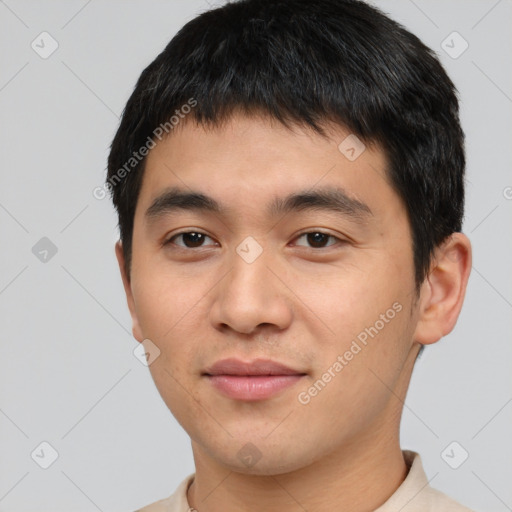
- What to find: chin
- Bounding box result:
[226,458,307,476]
[214,443,318,476]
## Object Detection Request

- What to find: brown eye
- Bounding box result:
[295,232,339,248]
[168,232,215,248]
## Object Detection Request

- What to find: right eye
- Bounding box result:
[165,231,218,249]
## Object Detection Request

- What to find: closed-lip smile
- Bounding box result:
[203,358,307,401]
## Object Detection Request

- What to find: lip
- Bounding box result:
[204,358,305,376]
[203,358,307,401]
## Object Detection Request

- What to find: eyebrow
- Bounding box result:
[145,185,372,223]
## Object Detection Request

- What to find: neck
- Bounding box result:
[187,429,407,512]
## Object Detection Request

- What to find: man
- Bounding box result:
[107,0,474,510]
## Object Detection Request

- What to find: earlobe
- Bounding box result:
[413,233,472,346]
[115,241,144,342]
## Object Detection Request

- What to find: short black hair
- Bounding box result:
[107,0,465,288]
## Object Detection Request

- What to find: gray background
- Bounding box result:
[0,0,511,511]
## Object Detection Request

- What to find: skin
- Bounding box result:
[116,113,471,512]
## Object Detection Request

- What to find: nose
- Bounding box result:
[209,248,293,335]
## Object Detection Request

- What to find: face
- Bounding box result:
[119,113,424,474]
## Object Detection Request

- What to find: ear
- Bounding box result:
[413,233,472,345]
[115,241,144,342]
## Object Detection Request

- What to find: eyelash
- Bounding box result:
[164,230,344,250]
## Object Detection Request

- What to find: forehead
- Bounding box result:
[137,113,399,222]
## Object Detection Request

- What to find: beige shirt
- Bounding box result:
[135,450,475,512]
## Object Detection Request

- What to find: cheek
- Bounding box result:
[295,302,413,441]
[130,261,218,356]
[131,266,196,337]
[132,274,206,424]
[289,258,406,342]
[294,260,414,395]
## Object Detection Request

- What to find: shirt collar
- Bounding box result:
[143,450,455,512]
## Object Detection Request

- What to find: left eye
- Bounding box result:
[294,232,340,248]
[167,231,216,248]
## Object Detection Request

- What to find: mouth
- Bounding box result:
[203,358,307,401]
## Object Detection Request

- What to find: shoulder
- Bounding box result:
[376,450,476,512]
[133,473,195,512]
[419,485,476,511]
[134,496,170,512]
